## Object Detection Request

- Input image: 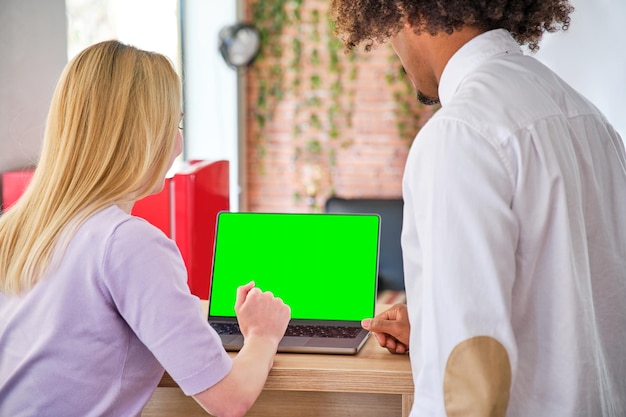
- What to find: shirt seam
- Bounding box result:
[428,114,517,193]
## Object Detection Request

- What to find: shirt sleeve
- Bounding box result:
[402,117,519,415]
[99,216,232,396]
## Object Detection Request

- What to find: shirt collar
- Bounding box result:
[438,29,523,106]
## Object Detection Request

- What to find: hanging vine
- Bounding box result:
[249,0,292,159]
[249,0,365,210]
[384,47,433,144]
[248,0,431,210]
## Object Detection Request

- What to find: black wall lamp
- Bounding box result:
[218,23,260,69]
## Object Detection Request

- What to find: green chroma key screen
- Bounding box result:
[209,212,380,321]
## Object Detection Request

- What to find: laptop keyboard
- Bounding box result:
[211,322,361,339]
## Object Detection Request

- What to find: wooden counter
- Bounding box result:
[143,303,414,417]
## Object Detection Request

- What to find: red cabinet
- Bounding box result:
[169,160,229,299]
[2,160,229,299]
[1,169,34,212]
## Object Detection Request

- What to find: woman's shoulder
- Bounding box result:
[77,205,184,288]
[71,205,174,261]
[86,205,167,240]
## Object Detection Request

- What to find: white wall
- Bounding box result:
[0,0,67,173]
[181,0,239,209]
[0,0,241,209]
[535,0,626,139]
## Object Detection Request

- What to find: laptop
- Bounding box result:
[207,211,380,355]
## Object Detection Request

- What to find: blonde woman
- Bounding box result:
[0,40,290,417]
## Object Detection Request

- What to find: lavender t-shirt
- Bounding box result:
[0,205,232,417]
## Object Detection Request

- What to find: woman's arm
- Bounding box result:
[192,282,291,417]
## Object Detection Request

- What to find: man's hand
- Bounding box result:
[361,303,410,354]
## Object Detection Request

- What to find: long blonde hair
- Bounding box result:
[0,40,181,295]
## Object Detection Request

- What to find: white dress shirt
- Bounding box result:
[402,29,626,416]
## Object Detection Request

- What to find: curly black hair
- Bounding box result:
[329,0,574,52]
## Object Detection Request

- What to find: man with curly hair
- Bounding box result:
[330,1,626,416]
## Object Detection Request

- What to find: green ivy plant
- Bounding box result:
[385,50,425,143]
[249,0,292,160]
[249,0,430,209]
[249,0,364,209]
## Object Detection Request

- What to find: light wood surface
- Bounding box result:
[143,301,414,417]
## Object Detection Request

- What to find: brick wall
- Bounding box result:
[243,0,436,212]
